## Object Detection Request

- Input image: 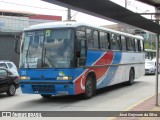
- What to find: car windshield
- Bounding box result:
[145,61,155,66]
[20,29,74,68]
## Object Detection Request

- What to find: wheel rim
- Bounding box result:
[86,78,93,97]
[10,85,16,95]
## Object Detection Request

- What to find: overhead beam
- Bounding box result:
[42,0,160,34]
[139,13,160,15]
[137,0,160,7]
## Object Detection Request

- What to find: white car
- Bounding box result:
[145,60,160,75]
[0,61,19,76]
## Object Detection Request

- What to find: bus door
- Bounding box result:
[76,29,87,67]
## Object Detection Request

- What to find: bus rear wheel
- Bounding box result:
[82,76,95,99]
[128,68,134,85]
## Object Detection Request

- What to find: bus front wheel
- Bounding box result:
[82,76,95,99]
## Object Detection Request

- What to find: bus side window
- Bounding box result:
[132,39,135,51]
[105,33,109,49]
[100,32,109,50]
[100,32,105,49]
[86,29,93,49]
[117,35,121,50]
[135,39,138,52]
[127,38,134,51]
[110,33,120,50]
[93,30,99,49]
[140,40,144,52]
[121,36,127,51]
[137,40,141,52]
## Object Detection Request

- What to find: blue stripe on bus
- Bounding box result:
[86,51,105,66]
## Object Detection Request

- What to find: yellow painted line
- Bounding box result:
[109,95,154,120]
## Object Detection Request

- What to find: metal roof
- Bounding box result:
[42,0,160,34]
[137,0,160,7]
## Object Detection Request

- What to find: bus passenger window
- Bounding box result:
[135,39,138,52]
[133,39,135,51]
[140,40,144,52]
[93,31,99,49]
[110,33,120,50]
[100,32,105,49]
[127,38,134,51]
[137,40,141,52]
[86,29,93,49]
[121,36,127,51]
[104,33,109,49]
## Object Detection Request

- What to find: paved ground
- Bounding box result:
[0,75,157,111]
[0,75,159,120]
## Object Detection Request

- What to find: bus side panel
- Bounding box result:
[75,50,144,91]
[108,52,145,86]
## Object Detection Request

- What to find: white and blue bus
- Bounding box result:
[19,22,145,99]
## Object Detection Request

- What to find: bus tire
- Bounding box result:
[82,76,95,99]
[128,68,135,86]
[41,94,52,98]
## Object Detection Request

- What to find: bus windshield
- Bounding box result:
[20,29,74,68]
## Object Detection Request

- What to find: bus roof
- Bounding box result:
[24,21,143,40]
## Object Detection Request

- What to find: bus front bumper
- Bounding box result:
[20,81,75,95]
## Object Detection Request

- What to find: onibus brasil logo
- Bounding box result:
[1,112,42,117]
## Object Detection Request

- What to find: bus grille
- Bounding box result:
[32,85,55,93]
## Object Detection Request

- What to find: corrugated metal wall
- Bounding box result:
[0,35,20,67]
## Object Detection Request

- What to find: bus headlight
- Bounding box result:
[20,76,30,80]
[57,76,72,80]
